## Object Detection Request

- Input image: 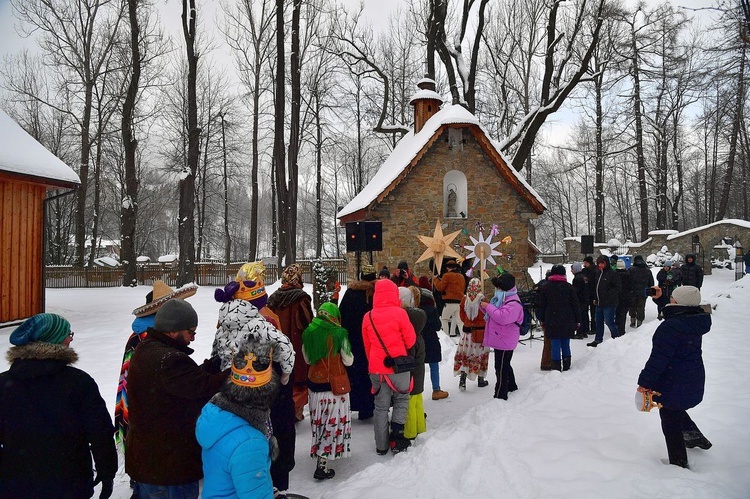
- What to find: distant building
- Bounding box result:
[0,110,80,323]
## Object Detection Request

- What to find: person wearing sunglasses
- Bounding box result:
[0,313,117,498]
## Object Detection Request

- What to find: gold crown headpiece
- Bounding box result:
[231,348,273,388]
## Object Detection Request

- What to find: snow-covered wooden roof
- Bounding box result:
[337,104,546,221]
[0,109,80,189]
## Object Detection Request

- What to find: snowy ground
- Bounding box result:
[1,268,749,498]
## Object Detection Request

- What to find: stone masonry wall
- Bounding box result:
[345,128,539,289]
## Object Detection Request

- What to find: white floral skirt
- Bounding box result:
[453,332,490,380]
[309,390,352,460]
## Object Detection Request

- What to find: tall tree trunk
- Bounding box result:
[594,62,605,243]
[630,35,649,240]
[121,0,141,287]
[286,0,301,262]
[178,0,199,285]
[87,131,103,267]
[220,113,231,264]
[273,0,287,267]
[314,92,323,258]
[75,82,93,267]
[716,43,747,219]
[249,66,261,261]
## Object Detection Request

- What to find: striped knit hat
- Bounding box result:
[10,313,71,346]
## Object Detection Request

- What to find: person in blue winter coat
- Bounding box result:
[197,340,280,499]
[637,285,712,469]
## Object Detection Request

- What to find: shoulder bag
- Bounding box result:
[368,312,416,373]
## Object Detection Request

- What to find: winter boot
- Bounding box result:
[313,456,335,480]
[389,422,411,453]
[432,389,449,400]
[587,340,602,347]
[459,372,467,391]
[562,356,571,371]
[550,360,562,372]
[477,376,489,388]
[630,319,636,328]
[636,320,643,328]
[683,431,712,450]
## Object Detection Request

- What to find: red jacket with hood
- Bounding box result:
[362,279,416,374]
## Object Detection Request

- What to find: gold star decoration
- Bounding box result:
[415,220,462,273]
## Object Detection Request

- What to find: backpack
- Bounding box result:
[515,306,533,335]
[508,296,532,335]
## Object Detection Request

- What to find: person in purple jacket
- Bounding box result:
[480,273,524,400]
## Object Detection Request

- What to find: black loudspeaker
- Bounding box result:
[346,221,383,252]
[581,235,594,255]
[364,221,382,251]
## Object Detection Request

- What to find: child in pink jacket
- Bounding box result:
[480,273,524,400]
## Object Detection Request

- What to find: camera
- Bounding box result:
[646,287,658,297]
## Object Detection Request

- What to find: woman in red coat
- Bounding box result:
[362,279,416,455]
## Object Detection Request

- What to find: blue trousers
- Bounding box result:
[137,482,199,499]
[550,338,571,361]
[429,362,441,390]
[595,305,618,342]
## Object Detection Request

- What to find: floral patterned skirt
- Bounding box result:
[453,332,490,380]
[309,390,352,460]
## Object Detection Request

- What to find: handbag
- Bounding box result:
[308,337,350,395]
[368,312,416,374]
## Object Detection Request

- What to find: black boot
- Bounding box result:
[550,360,562,372]
[477,376,489,387]
[459,372,467,391]
[683,431,712,449]
[313,456,335,480]
[390,422,411,453]
[562,356,571,371]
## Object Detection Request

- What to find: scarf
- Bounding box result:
[485,288,518,321]
[301,302,351,365]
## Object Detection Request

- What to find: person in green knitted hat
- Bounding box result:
[301,302,353,481]
[1,313,117,498]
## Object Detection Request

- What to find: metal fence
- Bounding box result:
[45,259,348,289]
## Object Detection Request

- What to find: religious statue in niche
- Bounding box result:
[446,183,458,218]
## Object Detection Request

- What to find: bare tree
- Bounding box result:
[177,0,200,285]
[12,0,126,266]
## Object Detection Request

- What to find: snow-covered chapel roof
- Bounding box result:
[337,104,546,221]
[0,109,80,188]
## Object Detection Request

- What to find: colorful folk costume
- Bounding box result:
[455,278,491,390]
[302,302,354,480]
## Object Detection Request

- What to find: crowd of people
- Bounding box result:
[0,251,718,498]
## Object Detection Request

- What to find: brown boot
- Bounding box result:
[432,390,449,400]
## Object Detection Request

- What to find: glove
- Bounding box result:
[280,372,290,385]
[201,355,222,374]
[94,476,114,499]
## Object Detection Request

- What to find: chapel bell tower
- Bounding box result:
[410,77,443,133]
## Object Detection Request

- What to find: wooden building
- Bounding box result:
[0,110,80,323]
[337,78,546,285]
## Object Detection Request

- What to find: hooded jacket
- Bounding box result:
[266,287,314,384]
[481,287,524,350]
[680,254,704,289]
[595,258,621,307]
[638,305,711,410]
[195,403,273,499]
[628,256,654,298]
[0,343,117,498]
[362,279,416,374]
[537,275,580,339]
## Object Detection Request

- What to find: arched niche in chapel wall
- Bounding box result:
[443,170,467,219]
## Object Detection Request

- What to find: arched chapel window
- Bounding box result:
[443,170,467,218]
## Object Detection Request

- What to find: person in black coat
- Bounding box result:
[339,266,377,420]
[655,261,682,319]
[581,256,598,333]
[587,256,621,347]
[638,286,712,469]
[628,255,654,327]
[0,314,117,499]
[615,260,633,336]
[680,254,704,289]
[418,277,448,400]
[537,265,581,371]
[571,262,590,338]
